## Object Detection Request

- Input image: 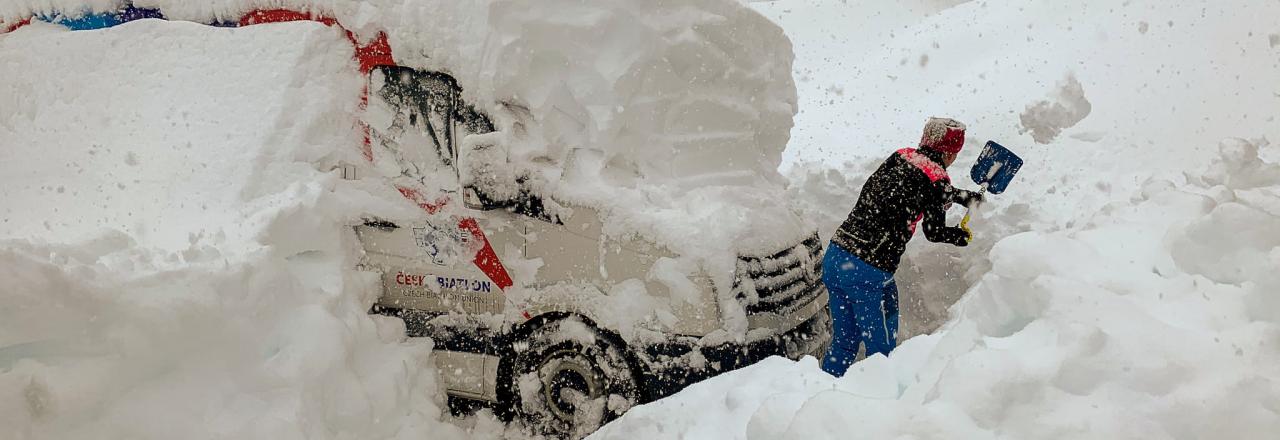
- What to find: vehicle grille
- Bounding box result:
[733,233,824,316]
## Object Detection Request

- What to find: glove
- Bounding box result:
[962,190,985,208]
[960,212,973,242]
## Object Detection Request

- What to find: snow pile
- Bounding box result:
[1019,74,1092,144]
[1176,138,1280,304]
[0,21,469,439]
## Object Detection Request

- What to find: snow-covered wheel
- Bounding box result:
[510,318,638,439]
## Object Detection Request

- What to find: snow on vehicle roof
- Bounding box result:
[3,0,806,260]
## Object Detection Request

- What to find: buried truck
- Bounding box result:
[2,4,828,437]
[356,64,830,436]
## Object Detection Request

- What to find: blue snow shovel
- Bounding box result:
[960,141,1023,232]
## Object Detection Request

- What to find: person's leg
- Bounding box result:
[821,244,863,376]
[821,281,861,376]
[851,296,889,358]
[858,274,899,358]
[882,278,900,352]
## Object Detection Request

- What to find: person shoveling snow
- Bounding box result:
[821,117,983,377]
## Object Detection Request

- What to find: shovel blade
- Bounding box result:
[970,141,1023,194]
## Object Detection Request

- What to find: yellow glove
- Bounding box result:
[960,212,973,242]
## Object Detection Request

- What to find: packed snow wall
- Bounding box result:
[0,20,473,440]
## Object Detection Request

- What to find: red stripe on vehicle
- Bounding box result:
[395,186,449,214]
[394,186,514,291]
[239,9,313,26]
[354,33,394,73]
[458,218,515,291]
[239,9,393,73]
[2,17,32,34]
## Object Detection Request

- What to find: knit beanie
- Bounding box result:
[919,117,966,154]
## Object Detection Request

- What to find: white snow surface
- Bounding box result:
[601,142,1280,439]
[0,21,469,440]
[594,0,1280,438]
[1019,74,1092,144]
[1,0,804,260]
[4,0,1279,438]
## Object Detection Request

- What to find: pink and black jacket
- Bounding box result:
[830,147,980,273]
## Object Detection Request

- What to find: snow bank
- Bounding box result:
[0,19,371,251]
[0,21,468,439]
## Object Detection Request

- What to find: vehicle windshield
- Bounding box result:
[366,66,461,195]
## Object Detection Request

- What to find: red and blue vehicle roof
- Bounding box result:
[2,3,393,73]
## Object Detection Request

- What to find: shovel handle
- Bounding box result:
[960,187,985,236]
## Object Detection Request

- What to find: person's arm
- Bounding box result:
[922,181,970,246]
[944,182,985,208]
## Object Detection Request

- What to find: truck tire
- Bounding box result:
[510,318,638,438]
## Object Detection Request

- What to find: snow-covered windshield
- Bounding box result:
[367,66,462,195]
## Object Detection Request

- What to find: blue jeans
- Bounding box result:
[821,242,899,377]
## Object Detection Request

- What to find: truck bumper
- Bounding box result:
[636,303,831,402]
[374,298,834,406]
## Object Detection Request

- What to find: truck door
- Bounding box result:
[356,66,516,319]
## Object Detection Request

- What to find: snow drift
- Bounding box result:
[0,20,465,440]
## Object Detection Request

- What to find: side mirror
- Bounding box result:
[458,135,563,224]
[459,133,513,211]
[462,186,499,210]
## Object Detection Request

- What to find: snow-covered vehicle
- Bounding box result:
[355,63,830,436]
[2,3,825,436]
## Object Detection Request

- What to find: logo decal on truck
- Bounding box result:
[437,276,493,293]
[395,186,514,292]
[395,271,493,293]
[395,271,429,286]
[413,224,472,266]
